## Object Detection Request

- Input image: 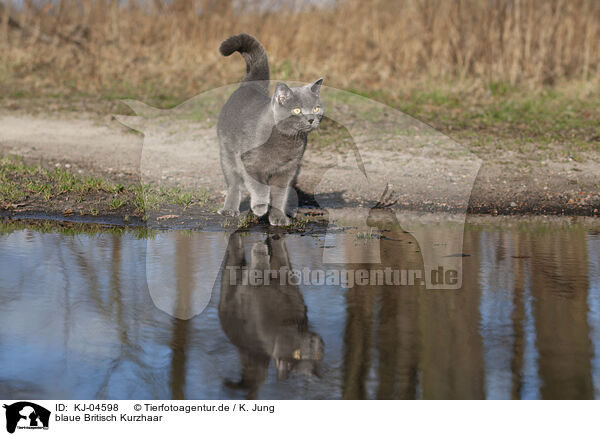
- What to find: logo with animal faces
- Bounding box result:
[117,82,481,319]
[3,402,50,434]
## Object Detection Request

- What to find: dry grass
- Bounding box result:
[0,0,599,101]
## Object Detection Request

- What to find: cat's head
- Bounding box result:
[273,331,324,380]
[271,78,324,135]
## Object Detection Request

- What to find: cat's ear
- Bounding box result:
[273,82,293,105]
[309,78,324,95]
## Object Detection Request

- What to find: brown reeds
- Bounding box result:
[0,0,599,99]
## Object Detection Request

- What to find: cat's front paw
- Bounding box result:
[218,208,239,217]
[251,203,269,217]
[252,242,269,255]
[269,209,290,226]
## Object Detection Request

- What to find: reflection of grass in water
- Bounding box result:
[220,213,313,231]
[464,219,600,235]
[0,219,156,239]
[355,229,377,240]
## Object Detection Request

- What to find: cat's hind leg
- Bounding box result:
[285,187,298,218]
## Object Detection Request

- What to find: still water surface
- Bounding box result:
[1,220,599,399]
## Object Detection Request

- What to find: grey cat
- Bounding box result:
[219,231,324,398]
[217,34,324,226]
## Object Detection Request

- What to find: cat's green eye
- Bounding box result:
[292,108,302,115]
[313,106,320,113]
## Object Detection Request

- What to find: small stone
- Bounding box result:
[510,202,517,207]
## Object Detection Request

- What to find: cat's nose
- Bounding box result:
[308,118,314,124]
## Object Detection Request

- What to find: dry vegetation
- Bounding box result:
[0,0,599,149]
[0,0,599,218]
[0,0,599,98]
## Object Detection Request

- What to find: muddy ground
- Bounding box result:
[0,102,599,226]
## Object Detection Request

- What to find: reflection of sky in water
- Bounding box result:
[478,231,541,399]
[521,269,541,400]
[1,226,599,399]
[587,235,600,399]
[479,231,515,399]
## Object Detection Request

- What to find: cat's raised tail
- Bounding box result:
[220,34,269,85]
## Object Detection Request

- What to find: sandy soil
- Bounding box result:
[1,108,598,217]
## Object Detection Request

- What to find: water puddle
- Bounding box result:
[1,219,599,399]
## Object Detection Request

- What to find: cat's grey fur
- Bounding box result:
[217,34,324,226]
[219,231,324,398]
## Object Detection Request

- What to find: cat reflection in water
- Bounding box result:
[219,231,324,398]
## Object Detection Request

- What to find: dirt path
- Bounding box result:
[0,113,142,182]
[1,110,599,217]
